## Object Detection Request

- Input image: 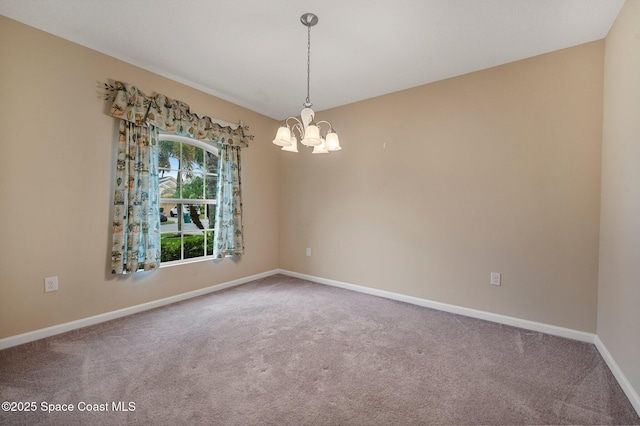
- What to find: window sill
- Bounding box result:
[159,256,216,269]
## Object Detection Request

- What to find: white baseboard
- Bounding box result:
[277,269,596,343]
[595,336,640,416]
[0,269,279,351]
[1,268,593,350]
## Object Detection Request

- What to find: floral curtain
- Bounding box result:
[106,80,250,270]
[111,121,161,273]
[214,144,244,258]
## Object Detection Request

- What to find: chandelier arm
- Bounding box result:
[291,122,304,139]
[315,120,335,133]
[284,116,303,129]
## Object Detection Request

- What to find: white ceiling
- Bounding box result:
[0,0,625,120]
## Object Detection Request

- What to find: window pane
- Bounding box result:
[161,233,182,262]
[159,169,179,199]
[159,207,170,227]
[206,150,218,173]
[194,148,204,172]
[181,144,204,173]
[205,175,217,200]
[181,172,204,199]
[166,203,184,220]
[184,231,205,259]
[159,140,180,171]
[183,204,202,229]
[205,204,216,230]
[189,204,208,228]
[205,230,214,256]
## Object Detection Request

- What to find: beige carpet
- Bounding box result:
[1,274,638,425]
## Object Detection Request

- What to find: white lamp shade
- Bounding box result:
[312,138,329,154]
[273,126,292,146]
[325,131,341,151]
[301,124,322,146]
[281,135,298,152]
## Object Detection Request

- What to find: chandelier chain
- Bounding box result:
[306,23,311,107]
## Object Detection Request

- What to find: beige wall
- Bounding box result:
[0,14,610,340]
[0,16,280,339]
[280,41,604,333]
[599,0,640,399]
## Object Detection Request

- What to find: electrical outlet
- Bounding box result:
[306,248,311,257]
[490,272,501,286]
[45,276,58,292]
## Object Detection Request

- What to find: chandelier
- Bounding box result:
[272,13,342,154]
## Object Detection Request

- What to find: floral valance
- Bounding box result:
[104,81,250,148]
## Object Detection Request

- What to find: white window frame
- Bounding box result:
[158,133,218,267]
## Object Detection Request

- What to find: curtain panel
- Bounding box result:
[214,144,244,258]
[111,121,161,273]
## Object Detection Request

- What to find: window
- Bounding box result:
[158,134,218,265]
